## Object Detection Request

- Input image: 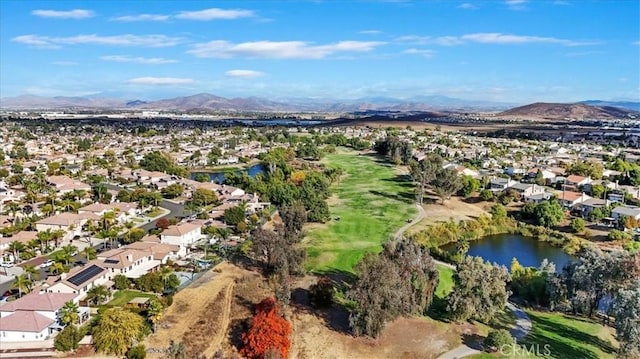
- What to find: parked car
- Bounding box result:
[41,259,55,268]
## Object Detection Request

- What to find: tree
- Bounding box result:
[60,301,79,326]
[534,170,545,186]
[484,329,514,352]
[224,204,246,226]
[191,188,218,207]
[54,324,81,352]
[51,262,66,275]
[480,189,494,201]
[161,184,184,199]
[309,277,334,308]
[12,274,32,297]
[156,218,170,230]
[126,345,147,359]
[570,218,586,233]
[348,238,439,337]
[86,285,111,306]
[114,274,130,290]
[23,265,38,281]
[83,246,97,261]
[193,173,210,183]
[61,244,78,265]
[241,297,291,359]
[7,241,25,263]
[409,156,441,205]
[490,203,507,222]
[447,256,511,322]
[146,298,164,332]
[458,175,481,197]
[432,167,462,204]
[533,200,564,228]
[612,282,640,359]
[93,308,144,356]
[124,228,146,244]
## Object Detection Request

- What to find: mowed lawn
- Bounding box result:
[305,150,416,273]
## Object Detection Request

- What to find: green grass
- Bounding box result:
[305,149,416,273]
[435,264,454,298]
[106,290,157,307]
[520,310,618,359]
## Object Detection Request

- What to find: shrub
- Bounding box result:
[609,229,632,241]
[241,298,291,359]
[113,274,130,290]
[483,329,514,352]
[309,277,334,308]
[54,325,81,352]
[570,218,586,233]
[126,344,147,359]
[480,189,494,201]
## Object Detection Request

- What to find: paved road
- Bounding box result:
[104,183,188,232]
[394,203,425,240]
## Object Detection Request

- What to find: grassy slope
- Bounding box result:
[435,264,454,298]
[305,149,416,273]
[106,290,157,307]
[520,310,618,359]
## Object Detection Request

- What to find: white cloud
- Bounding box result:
[175,8,254,20]
[111,14,169,22]
[100,55,178,64]
[461,32,595,46]
[457,3,477,9]
[31,9,95,19]
[12,34,184,48]
[359,30,383,35]
[127,77,194,85]
[505,0,528,10]
[634,41,640,45]
[225,70,265,78]
[52,61,79,66]
[396,32,596,47]
[403,48,436,58]
[187,40,385,59]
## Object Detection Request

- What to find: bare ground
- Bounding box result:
[407,196,490,235]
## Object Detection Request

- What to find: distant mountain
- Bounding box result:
[580,100,640,112]
[0,95,126,109]
[499,102,638,120]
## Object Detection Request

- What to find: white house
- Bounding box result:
[612,205,640,221]
[0,291,88,342]
[46,263,111,299]
[160,222,203,257]
[98,247,161,279]
[489,177,518,192]
[35,212,98,241]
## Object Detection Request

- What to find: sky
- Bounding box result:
[0,0,639,104]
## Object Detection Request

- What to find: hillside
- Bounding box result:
[498,102,637,120]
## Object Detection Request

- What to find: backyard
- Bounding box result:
[304,149,417,273]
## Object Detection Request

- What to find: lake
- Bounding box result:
[442,233,573,271]
[190,163,266,183]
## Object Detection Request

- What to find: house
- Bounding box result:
[576,198,609,219]
[524,192,554,204]
[565,175,592,189]
[0,231,38,262]
[45,263,111,299]
[35,212,98,240]
[78,202,139,223]
[556,191,591,208]
[612,205,640,221]
[0,291,88,342]
[526,168,556,182]
[99,248,160,279]
[489,177,517,192]
[508,183,546,197]
[46,175,91,194]
[160,222,203,256]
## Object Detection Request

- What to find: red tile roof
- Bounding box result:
[0,291,77,312]
[0,310,54,332]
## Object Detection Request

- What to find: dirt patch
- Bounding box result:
[145,262,258,358]
[409,197,489,235]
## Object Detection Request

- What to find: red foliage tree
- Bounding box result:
[241,297,291,359]
[156,217,170,230]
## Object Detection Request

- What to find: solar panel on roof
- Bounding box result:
[104,259,120,264]
[67,265,104,287]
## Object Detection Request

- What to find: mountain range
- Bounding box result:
[498,102,638,120]
[1,93,638,117]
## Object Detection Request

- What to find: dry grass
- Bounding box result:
[407,196,490,235]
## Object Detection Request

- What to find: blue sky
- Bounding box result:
[1,0,638,103]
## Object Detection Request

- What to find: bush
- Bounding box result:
[126,344,147,359]
[241,298,291,359]
[483,329,514,352]
[113,274,130,290]
[570,218,586,233]
[609,229,632,241]
[309,277,334,308]
[160,294,174,307]
[480,189,494,201]
[54,325,81,352]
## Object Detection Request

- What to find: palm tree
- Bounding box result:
[59,301,79,326]
[50,229,65,248]
[86,285,111,306]
[36,230,53,253]
[83,246,97,262]
[23,265,38,281]
[59,199,76,213]
[61,244,78,265]
[41,203,55,216]
[7,241,25,263]
[12,274,32,297]
[100,211,117,231]
[146,298,164,332]
[50,262,65,275]
[6,201,20,217]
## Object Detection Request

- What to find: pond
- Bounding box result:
[190,163,266,183]
[442,233,573,271]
